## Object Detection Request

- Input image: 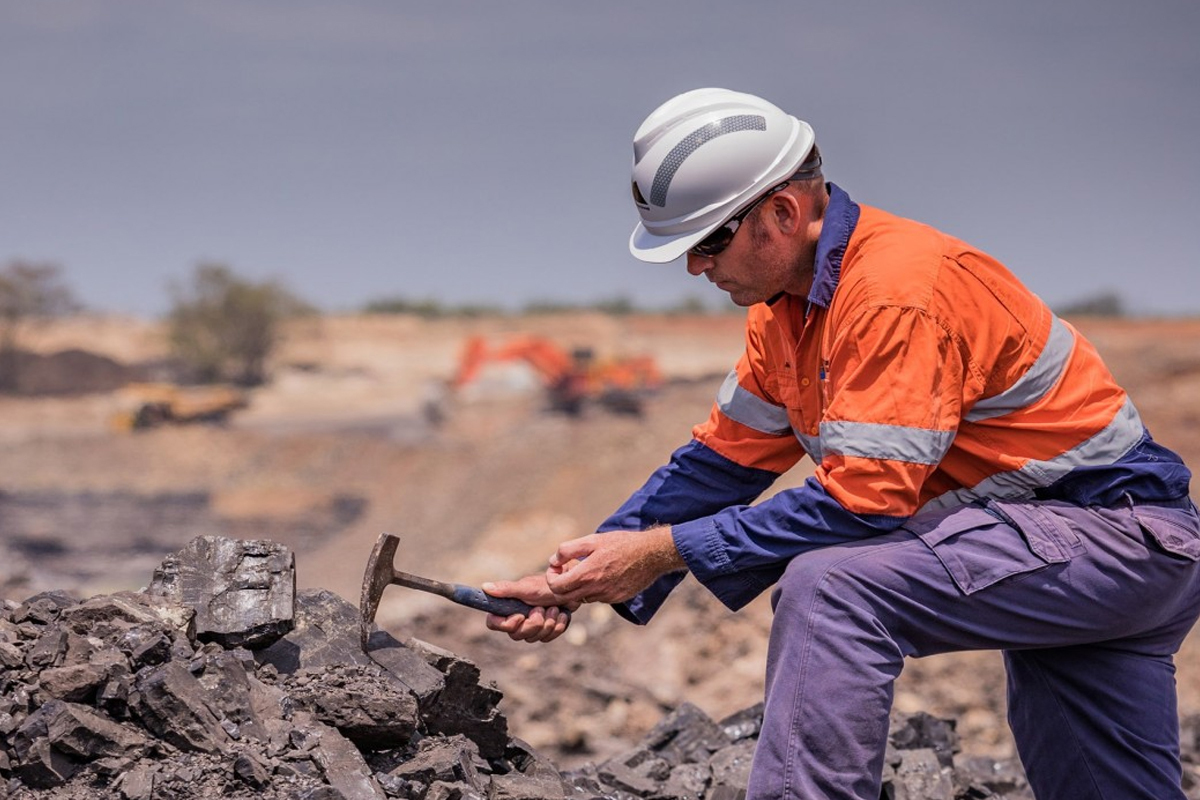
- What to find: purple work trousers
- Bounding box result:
[746,497,1200,800]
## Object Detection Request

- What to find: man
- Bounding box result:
[482,88,1200,799]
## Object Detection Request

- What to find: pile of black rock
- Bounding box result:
[0,533,1155,799]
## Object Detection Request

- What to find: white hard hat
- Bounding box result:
[629,88,817,263]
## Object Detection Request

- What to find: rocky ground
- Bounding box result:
[2,312,1200,798]
[3,535,1048,799]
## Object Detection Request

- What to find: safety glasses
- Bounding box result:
[688,182,790,258]
[688,155,824,258]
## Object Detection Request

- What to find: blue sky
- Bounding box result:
[3,1,1198,316]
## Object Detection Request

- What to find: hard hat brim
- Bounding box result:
[629,222,712,264]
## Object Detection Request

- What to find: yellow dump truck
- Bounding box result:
[109,382,249,432]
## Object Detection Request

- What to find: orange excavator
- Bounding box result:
[447,335,663,417]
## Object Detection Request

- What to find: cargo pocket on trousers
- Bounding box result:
[904,503,1065,596]
[1132,504,1200,561]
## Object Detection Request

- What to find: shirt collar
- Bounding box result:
[807,182,860,309]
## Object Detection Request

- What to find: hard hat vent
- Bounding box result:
[649,114,766,207]
[631,180,648,207]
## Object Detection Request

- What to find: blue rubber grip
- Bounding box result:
[451,585,536,617]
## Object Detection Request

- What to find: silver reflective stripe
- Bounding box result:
[650,115,766,207]
[966,315,1074,422]
[921,397,1145,513]
[795,431,823,462]
[715,370,791,435]
[821,420,955,466]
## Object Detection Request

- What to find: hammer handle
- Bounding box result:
[391,569,537,617]
[449,585,536,617]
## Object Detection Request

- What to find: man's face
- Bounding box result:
[684,204,811,306]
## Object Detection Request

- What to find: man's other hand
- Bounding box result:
[545,528,685,605]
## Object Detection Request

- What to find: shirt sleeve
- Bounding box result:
[599,438,778,625]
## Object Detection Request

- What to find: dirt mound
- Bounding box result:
[2,349,134,396]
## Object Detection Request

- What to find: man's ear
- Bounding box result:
[768,193,804,237]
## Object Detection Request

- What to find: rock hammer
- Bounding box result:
[359,532,539,650]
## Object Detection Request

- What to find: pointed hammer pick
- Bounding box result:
[359,532,541,650]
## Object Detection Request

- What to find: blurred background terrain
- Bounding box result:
[2,296,1197,770]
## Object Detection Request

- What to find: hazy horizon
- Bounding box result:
[4,2,1198,317]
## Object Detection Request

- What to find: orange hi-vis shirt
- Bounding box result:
[607,184,1189,622]
[698,195,1143,518]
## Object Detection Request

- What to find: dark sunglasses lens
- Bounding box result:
[691,226,734,256]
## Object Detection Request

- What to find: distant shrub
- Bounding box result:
[362,297,502,319]
[0,261,80,392]
[167,263,311,387]
[593,296,636,316]
[362,293,742,317]
[1055,291,1125,318]
[522,295,639,316]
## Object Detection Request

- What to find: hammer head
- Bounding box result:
[360,532,401,651]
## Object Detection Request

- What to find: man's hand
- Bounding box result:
[545,528,685,605]
[481,574,579,643]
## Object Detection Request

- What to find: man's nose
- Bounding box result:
[685,253,711,276]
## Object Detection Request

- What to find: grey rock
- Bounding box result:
[194,649,270,743]
[427,779,487,800]
[60,592,181,636]
[42,702,150,761]
[716,704,762,744]
[11,700,150,787]
[891,748,954,800]
[256,588,371,674]
[130,660,228,753]
[39,646,129,703]
[296,710,389,800]
[232,748,272,789]
[97,671,134,719]
[13,591,78,626]
[655,762,710,800]
[285,664,420,750]
[11,736,78,789]
[24,626,68,668]
[888,710,959,768]
[492,739,566,800]
[643,702,732,767]
[366,628,446,705]
[120,624,174,669]
[148,535,295,649]
[952,754,1030,797]
[599,761,661,797]
[409,638,508,760]
[114,763,156,800]
[490,769,567,800]
[0,615,21,642]
[560,767,614,800]
[706,740,755,793]
[0,639,24,667]
[389,734,485,789]
[295,787,350,800]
